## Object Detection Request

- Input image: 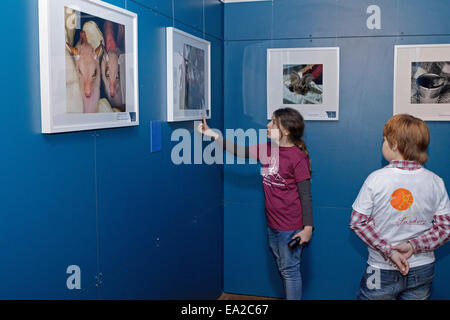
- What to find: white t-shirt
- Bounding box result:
[352,167,450,270]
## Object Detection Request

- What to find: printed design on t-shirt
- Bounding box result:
[390,188,414,211]
[390,188,426,227]
[262,155,287,188]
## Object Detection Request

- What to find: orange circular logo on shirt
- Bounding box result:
[390,188,414,211]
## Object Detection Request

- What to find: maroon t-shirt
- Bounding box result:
[250,142,311,231]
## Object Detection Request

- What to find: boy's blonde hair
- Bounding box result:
[383,114,430,165]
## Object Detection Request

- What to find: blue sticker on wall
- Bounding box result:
[150,121,162,153]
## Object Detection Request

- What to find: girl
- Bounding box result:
[198,107,313,300]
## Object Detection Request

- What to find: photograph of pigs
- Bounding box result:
[65,7,126,114]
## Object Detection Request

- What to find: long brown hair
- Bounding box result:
[273,107,311,173]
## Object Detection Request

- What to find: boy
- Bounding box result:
[350,114,450,300]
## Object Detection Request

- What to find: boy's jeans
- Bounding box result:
[357,263,434,300]
[267,227,303,300]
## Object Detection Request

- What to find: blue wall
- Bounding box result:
[0,0,223,299]
[223,0,450,299]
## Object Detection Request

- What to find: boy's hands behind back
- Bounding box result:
[393,242,414,260]
[388,242,415,275]
[389,250,410,275]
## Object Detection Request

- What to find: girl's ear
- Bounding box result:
[278,122,289,136]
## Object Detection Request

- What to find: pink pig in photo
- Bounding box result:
[65,7,126,114]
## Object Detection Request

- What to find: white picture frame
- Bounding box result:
[267,47,340,121]
[39,0,139,133]
[394,44,450,121]
[166,27,211,122]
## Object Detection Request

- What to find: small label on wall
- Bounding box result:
[326,111,337,119]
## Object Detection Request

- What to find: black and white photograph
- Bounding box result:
[183,44,206,110]
[394,44,450,121]
[411,62,450,104]
[283,64,323,104]
[166,27,211,122]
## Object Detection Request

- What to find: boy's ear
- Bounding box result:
[391,141,398,152]
[386,137,398,151]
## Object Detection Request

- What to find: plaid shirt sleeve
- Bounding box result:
[409,214,450,253]
[350,210,393,260]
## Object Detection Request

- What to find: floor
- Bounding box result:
[217,293,281,300]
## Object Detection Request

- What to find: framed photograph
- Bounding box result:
[39,0,139,133]
[166,27,211,122]
[394,44,450,121]
[267,47,339,121]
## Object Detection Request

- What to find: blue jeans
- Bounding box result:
[357,263,434,300]
[267,227,303,300]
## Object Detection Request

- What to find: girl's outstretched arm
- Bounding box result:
[215,136,250,159]
[197,116,250,159]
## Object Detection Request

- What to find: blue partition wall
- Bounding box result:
[0,0,223,299]
[223,0,450,299]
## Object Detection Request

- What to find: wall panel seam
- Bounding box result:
[130,0,224,41]
[224,33,450,43]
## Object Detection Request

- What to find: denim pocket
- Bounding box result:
[379,269,400,287]
[413,263,435,285]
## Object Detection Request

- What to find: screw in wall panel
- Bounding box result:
[95,272,104,287]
